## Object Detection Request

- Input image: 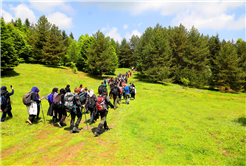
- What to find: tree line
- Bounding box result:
[1,16,245,92]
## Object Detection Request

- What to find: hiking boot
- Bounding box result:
[70,129,74,134]
[104,128,110,132]
[57,122,63,128]
[94,131,100,137]
[73,127,80,133]
[26,119,32,125]
[36,117,41,120]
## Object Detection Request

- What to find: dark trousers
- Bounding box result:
[36,104,40,119]
[70,108,82,129]
[96,111,108,133]
[28,115,35,123]
[1,110,13,122]
[118,94,122,102]
[88,107,95,124]
[58,107,67,124]
[131,92,135,99]
[113,95,118,108]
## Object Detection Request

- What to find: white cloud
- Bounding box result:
[138,23,142,26]
[102,24,110,32]
[47,12,73,29]
[29,1,75,14]
[125,29,141,40]
[105,27,122,42]
[10,4,36,24]
[123,24,128,29]
[2,10,14,22]
[81,1,244,31]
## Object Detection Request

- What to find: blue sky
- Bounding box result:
[1,0,245,43]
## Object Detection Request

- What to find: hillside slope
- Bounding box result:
[1,64,245,165]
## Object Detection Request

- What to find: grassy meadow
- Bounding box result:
[1,63,246,165]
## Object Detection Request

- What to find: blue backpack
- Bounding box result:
[48,93,54,104]
[0,94,7,106]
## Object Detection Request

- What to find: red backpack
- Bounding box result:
[96,95,106,111]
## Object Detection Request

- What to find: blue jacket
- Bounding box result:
[123,86,130,94]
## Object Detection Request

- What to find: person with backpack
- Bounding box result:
[117,83,123,104]
[26,87,44,125]
[123,84,131,104]
[130,83,136,100]
[110,82,121,108]
[98,82,104,95]
[1,86,14,122]
[47,88,59,125]
[52,88,66,128]
[65,85,71,93]
[79,84,84,92]
[84,89,97,125]
[78,87,88,113]
[66,87,83,133]
[94,88,115,137]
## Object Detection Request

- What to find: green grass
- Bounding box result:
[1,63,246,165]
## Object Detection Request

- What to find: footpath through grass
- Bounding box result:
[1,63,246,165]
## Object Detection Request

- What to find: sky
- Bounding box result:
[1,0,245,43]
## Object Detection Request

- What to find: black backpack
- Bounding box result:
[112,86,118,96]
[98,85,103,94]
[78,91,87,105]
[52,94,63,109]
[88,94,96,109]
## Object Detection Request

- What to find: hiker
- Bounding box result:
[47,88,59,125]
[123,84,131,104]
[110,82,121,108]
[69,87,83,133]
[0,86,14,122]
[130,83,136,100]
[94,88,116,136]
[98,82,104,94]
[65,85,71,93]
[79,84,84,92]
[26,87,44,125]
[117,83,123,104]
[84,89,97,125]
[53,88,66,128]
[78,87,88,113]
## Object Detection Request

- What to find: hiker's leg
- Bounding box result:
[7,110,13,118]
[70,111,76,129]
[75,108,82,128]
[1,112,6,122]
[36,104,40,119]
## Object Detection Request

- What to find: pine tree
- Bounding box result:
[168,24,188,83]
[69,32,74,40]
[1,19,18,71]
[140,24,172,82]
[25,18,30,29]
[236,40,246,92]
[130,35,140,67]
[7,22,31,63]
[182,26,210,87]
[42,25,67,67]
[208,33,221,88]
[119,38,132,68]
[213,42,244,92]
[86,30,118,78]
[76,34,95,71]
[33,15,52,63]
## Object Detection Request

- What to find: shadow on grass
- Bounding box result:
[1,70,20,78]
[133,73,169,86]
[233,116,246,126]
[85,73,111,81]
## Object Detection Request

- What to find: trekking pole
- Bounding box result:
[84,107,89,131]
[40,102,46,124]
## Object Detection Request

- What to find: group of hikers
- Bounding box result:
[1,69,136,137]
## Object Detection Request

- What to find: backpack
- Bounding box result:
[48,93,54,104]
[0,94,7,106]
[64,92,75,112]
[23,92,32,106]
[98,85,103,94]
[112,87,118,96]
[78,91,87,105]
[96,95,106,111]
[52,94,63,109]
[88,95,96,109]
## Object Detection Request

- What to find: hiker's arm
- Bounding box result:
[106,96,114,108]
[8,89,14,96]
